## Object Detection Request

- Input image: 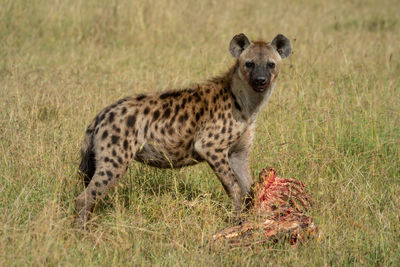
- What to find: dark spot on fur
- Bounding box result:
[206,142,214,147]
[98,113,106,123]
[214,134,220,140]
[102,131,108,139]
[121,107,127,115]
[211,155,218,161]
[175,104,180,114]
[144,107,150,115]
[123,139,128,150]
[91,190,97,197]
[153,110,160,120]
[111,135,119,144]
[136,94,146,101]
[181,98,187,109]
[127,115,136,128]
[215,148,223,153]
[108,112,115,123]
[99,171,105,176]
[221,127,226,134]
[112,150,117,156]
[195,113,200,121]
[95,182,100,187]
[103,180,108,185]
[104,157,110,162]
[168,128,174,135]
[160,91,182,99]
[163,108,171,119]
[106,171,113,179]
[215,162,220,168]
[193,92,201,102]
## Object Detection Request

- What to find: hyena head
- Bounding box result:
[229,33,292,93]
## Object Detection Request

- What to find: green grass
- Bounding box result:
[1,0,399,265]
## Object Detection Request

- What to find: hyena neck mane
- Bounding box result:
[210,60,275,122]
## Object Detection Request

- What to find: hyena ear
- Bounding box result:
[229,33,251,58]
[271,34,292,59]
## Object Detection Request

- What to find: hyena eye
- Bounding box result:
[245,61,254,68]
[267,62,275,69]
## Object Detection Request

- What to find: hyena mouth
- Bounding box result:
[251,84,269,93]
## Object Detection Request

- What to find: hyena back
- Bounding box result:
[76,33,292,227]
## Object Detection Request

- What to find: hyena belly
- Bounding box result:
[134,142,203,168]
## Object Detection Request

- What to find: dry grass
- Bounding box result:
[1,0,399,265]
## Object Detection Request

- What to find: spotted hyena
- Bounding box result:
[76,33,292,227]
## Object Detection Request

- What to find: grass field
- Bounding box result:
[1,0,399,265]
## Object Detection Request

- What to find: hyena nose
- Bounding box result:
[254,77,267,86]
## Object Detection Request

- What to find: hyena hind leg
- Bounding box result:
[76,160,129,228]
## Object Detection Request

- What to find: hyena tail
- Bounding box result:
[79,120,97,187]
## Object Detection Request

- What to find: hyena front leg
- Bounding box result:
[194,141,243,214]
[228,148,253,208]
[228,128,255,208]
[76,152,132,228]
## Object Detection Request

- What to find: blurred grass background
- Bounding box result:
[0,0,399,265]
